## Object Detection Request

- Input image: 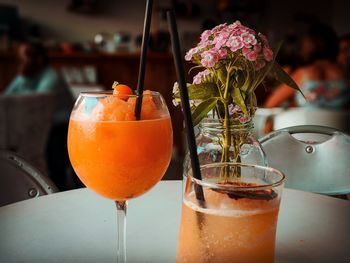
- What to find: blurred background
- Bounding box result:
[1,0,350,190]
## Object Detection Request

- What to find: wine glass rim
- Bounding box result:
[79,90,162,97]
[188,162,285,191]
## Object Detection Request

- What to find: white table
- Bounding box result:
[0,181,349,263]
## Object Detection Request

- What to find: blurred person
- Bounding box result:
[3,42,77,190]
[338,34,350,88]
[265,23,349,109]
[338,34,350,67]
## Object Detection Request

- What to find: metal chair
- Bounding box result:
[273,108,350,134]
[260,125,350,196]
[0,150,58,206]
[253,108,350,139]
[0,93,55,174]
[252,107,285,138]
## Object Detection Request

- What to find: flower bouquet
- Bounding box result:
[173,21,301,177]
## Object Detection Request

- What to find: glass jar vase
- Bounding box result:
[185,118,267,176]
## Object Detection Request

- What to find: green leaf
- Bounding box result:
[191,98,218,126]
[270,62,302,94]
[217,67,227,86]
[185,83,220,100]
[249,92,257,109]
[248,41,283,94]
[273,41,283,59]
[215,100,226,120]
[236,70,246,89]
[232,88,247,115]
[267,41,303,96]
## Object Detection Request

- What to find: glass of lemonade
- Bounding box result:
[177,163,285,263]
[68,91,173,262]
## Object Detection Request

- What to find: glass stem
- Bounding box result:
[115,200,127,263]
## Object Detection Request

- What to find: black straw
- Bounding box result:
[135,0,153,120]
[167,10,204,202]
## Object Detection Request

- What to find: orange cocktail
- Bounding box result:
[69,118,172,200]
[68,91,173,200]
[176,163,284,263]
[67,88,173,263]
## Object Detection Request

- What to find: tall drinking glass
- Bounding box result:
[67,91,173,262]
[177,163,285,263]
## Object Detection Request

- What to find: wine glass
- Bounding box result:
[67,91,173,262]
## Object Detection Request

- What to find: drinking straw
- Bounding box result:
[135,0,153,120]
[167,10,205,201]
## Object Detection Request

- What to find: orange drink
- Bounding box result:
[177,163,284,263]
[68,117,172,200]
[68,91,173,200]
[67,89,173,263]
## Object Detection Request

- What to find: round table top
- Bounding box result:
[0,181,349,263]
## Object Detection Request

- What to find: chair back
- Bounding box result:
[273,108,350,133]
[0,150,58,206]
[253,107,284,138]
[260,125,350,195]
[0,93,54,174]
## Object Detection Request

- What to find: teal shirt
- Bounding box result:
[296,78,350,109]
[4,67,74,124]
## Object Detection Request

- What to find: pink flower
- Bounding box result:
[253,43,262,53]
[228,104,241,115]
[197,40,211,49]
[211,23,227,35]
[242,48,257,61]
[228,104,252,123]
[244,27,256,35]
[234,20,241,26]
[263,47,273,61]
[184,52,192,61]
[234,29,246,36]
[219,28,231,38]
[227,23,241,34]
[246,52,257,61]
[201,50,219,67]
[193,74,201,85]
[241,32,257,47]
[258,33,269,46]
[214,39,226,49]
[255,60,266,70]
[228,21,241,31]
[242,47,250,56]
[218,48,228,59]
[185,21,273,71]
[200,30,212,42]
[193,69,211,84]
[185,47,199,61]
[213,34,228,49]
[226,35,244,52]
[238,115,252,124]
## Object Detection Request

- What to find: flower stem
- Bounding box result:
[223,65,231,99]
[220,66,233,180]
[221,102,231,180]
